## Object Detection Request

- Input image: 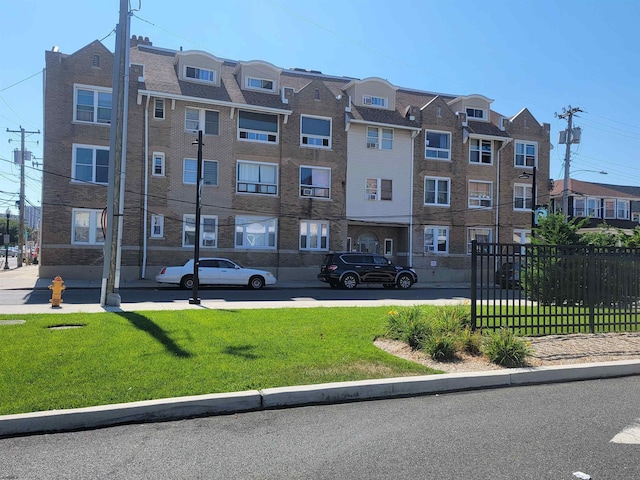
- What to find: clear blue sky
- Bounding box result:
[1,0,639,213]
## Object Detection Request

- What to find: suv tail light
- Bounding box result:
[328,264,338,271]
[159,267,166,274]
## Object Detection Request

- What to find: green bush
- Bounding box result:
[482,329,531,367]
[457,327,484,355]
[386,306,429,350]
[422,333,458,360]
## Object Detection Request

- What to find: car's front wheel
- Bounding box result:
[397,273,414,289]
[180,275,194,290]
[341,273,358,289]
[248,276,265,289]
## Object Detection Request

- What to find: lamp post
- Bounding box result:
[4,209,10,270]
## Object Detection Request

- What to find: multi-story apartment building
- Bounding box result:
[40,36,551,282]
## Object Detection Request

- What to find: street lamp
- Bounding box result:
[571,170,608,177]
[519,166,537,229]
[4,209,10,270]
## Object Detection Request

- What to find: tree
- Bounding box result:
[532,212,587,246]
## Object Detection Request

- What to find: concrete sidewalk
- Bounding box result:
[2,263,639,438]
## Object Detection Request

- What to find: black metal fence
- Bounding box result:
[471,241,640,335]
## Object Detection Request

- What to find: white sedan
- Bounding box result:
[155,258,277,289]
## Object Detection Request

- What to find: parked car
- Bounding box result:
[155,258,277,289]
[318,252,418,289]
[6,246,18,257]
[495,262,521,288]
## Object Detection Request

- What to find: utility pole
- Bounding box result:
[556,106,582,217]
[189,130,204,305]
[6,126,40,268]
[100,0,131,307]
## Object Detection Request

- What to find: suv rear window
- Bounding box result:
[342,254,375,264]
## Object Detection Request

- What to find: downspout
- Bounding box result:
[496,138,513,244]
[409,129,419,267]
[141,95,150,278]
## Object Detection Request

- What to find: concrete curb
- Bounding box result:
[3,360,640,438]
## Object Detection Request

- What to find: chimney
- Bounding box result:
[130,35,153,47]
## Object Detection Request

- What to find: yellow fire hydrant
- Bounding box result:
[49,276,66,308]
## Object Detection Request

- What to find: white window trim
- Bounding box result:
[153,98,165,120]
[152,152,165,177]
[513,229,531,246]
[150,214,164,238]
[586,197,600,218]
[617,199,630,219]
[465,106,487,121]
[425,130,451,160]
[365,178,392,201]
[366,126,393,150]
[237,111,279,144]
[424,176,451,207]
[468,180,493,208]
[384,238,393,256]
[71,208,105,245]
[182,214,218,248]
[71,143,109,185]
[299,220,329,251]
[245,76,275,92]
[235,216,277,250]
[183,158,218,186]
[603,198,616,219]
[469,138,493,165]
[513,183,533,211]
[362,95,388,108]
[424,226,449,254]
[184,107,219,135]
[73,84,112,125]
[300,165,331,199]
[300,114,332,149]
[184,65,216,84]
[514,140,538,168]
[467,227,492,254]
[237,160,278,196]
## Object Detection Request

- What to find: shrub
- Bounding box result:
[422,333,458,361]
[430,304,471,333]
[457,327,483,355]
[482,329,531,367]
[386,306,429,350]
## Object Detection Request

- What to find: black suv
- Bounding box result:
[317,252,418,289]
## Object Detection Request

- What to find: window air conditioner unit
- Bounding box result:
[366,142,377,149]
[302,188,313,196]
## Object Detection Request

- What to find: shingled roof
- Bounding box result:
[551,179,640,199]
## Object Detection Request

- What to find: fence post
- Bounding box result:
[587,244,596,333]
[471,240,477,331]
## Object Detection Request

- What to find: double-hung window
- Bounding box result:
[468,180,492,208]
[300,166,330,199]
[74,85,112,124]
[586,198,600,217]
[467,228,492,254]
[183,159,218,186]
[469,138,492,164]
[237,160,278,195]
[246,76,274,91]
[425,130,451,160]
[514,184,533,210]
[185,66,216,83]
[366,178,392,201]
[183,214,217,247]
[72,209,105,245]
[235,216,277,249]
[574,198,586,217]
[604,199,616,219]
[299,220,329,250]
[238,110,278,143]
[515,141,537,167]
[301,115,331,148]
[72,144,109,184]
[424,226,449,253]
[366,127,393,150]
[154,99,165,119]
[151,214,164,238]
[617,200,630,219]
[152,152,165,177]
[185,108,219,135]
[424,177,450,206]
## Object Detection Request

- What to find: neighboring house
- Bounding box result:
[550,179,640,231]
[40,36,550,282]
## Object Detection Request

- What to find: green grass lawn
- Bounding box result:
[0,307,440,416]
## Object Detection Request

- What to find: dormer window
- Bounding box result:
[246,76,275,91]
[185,66,216,83]
[466,107,486,120]
[363,95,388,108]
